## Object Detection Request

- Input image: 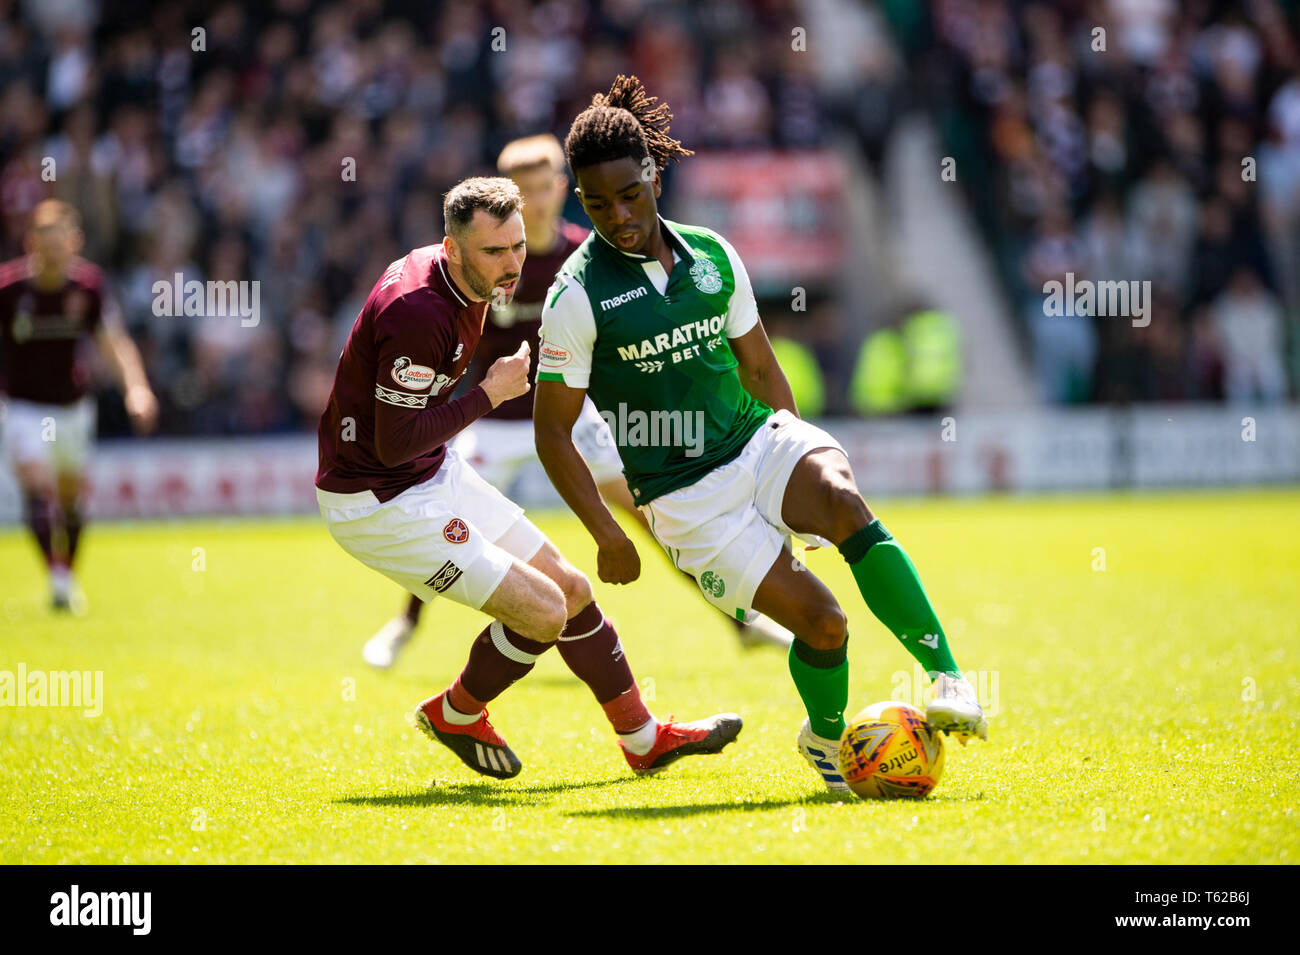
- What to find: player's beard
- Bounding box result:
[464,259,519,305]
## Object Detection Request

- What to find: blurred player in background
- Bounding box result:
[363,134,792,668]
[317,176,741,779]
[0,199,157,613]
[536,77,986,794]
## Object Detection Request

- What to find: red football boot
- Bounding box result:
[621,713,743,776]
[414,691,521,780]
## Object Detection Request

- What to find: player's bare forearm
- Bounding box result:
[534,381,624,544]
[538,429,625,542]
[730,323,798,416]
[97,327,158,432]
[98,327,149,394]
[536,416,640,585]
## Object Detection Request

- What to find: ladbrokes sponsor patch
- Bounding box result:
[539,340,570,368]
[391,356,435,390]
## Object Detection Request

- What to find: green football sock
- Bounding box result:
[838,519,960,679]
[788,637,849,741]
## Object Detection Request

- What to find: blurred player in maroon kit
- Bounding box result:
[0,200,157,613]
[363,135,792,669]
[316,176,740,779]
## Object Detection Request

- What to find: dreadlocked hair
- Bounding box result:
[564,74,694,176]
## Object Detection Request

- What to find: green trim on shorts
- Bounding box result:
[735,609,745,621]
[646,507,679,569]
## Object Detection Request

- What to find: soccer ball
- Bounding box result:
[838,701,945,800]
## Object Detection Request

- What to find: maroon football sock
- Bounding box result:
[62,502,84,567]
[447,621,554,713]
[403,593,423,625]
[446,678,486,717]
[602,686,653,734]
[556,603,647,725]
[22,493,55,569]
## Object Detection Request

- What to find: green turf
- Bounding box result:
[2,490,1298,864]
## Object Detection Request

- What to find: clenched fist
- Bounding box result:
[125,385,159,434]
[481,340,531,408]
[597,532,641,585]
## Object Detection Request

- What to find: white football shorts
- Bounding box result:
[451,397,625,492]
[638,409,843,621]
[1,396,96,474]
[316,447,547,611]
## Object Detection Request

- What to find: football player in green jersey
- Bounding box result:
[534,76,986,793]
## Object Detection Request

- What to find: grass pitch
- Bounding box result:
[2,490,1297,864]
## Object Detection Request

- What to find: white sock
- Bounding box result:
[441,693,481,726]
[618,718,658,755]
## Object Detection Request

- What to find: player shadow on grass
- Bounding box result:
[563,789,985,818]
[336,776,629,809]
[564,791,849,819]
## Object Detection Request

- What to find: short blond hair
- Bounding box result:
[31,198,81,232]
[497,134,566,176]
[443,177,524,240]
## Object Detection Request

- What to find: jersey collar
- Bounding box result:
[595,215,695,266]
[435,248,470,308]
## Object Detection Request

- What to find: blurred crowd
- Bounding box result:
[1,0,856,436]
[914,0,1300,403]
[0,0,1296,440]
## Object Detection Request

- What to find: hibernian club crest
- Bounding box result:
[699,570,726,598]
[689,258,723,294]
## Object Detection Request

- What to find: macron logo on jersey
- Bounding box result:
[600,287,648,312]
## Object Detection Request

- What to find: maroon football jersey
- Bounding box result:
[0,256,109,405]
[316,245,493,502]
[474,220,587,420]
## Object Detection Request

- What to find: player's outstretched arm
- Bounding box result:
[534,379,640,585]
[729,321,798,417]
[95,326,158,434]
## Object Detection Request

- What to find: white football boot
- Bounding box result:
[362,616,415,669]
[736,613,795,650]
[796,719,851,794]
[50,567,88,616]
[925,672,988,744]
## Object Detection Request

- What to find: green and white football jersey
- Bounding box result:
[537,216,773,504]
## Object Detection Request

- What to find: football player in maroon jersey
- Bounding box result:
[317,176,740,779]
[0,199,157,613]
[362,135,792,669]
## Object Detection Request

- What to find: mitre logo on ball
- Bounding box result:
[391,356,435,390]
